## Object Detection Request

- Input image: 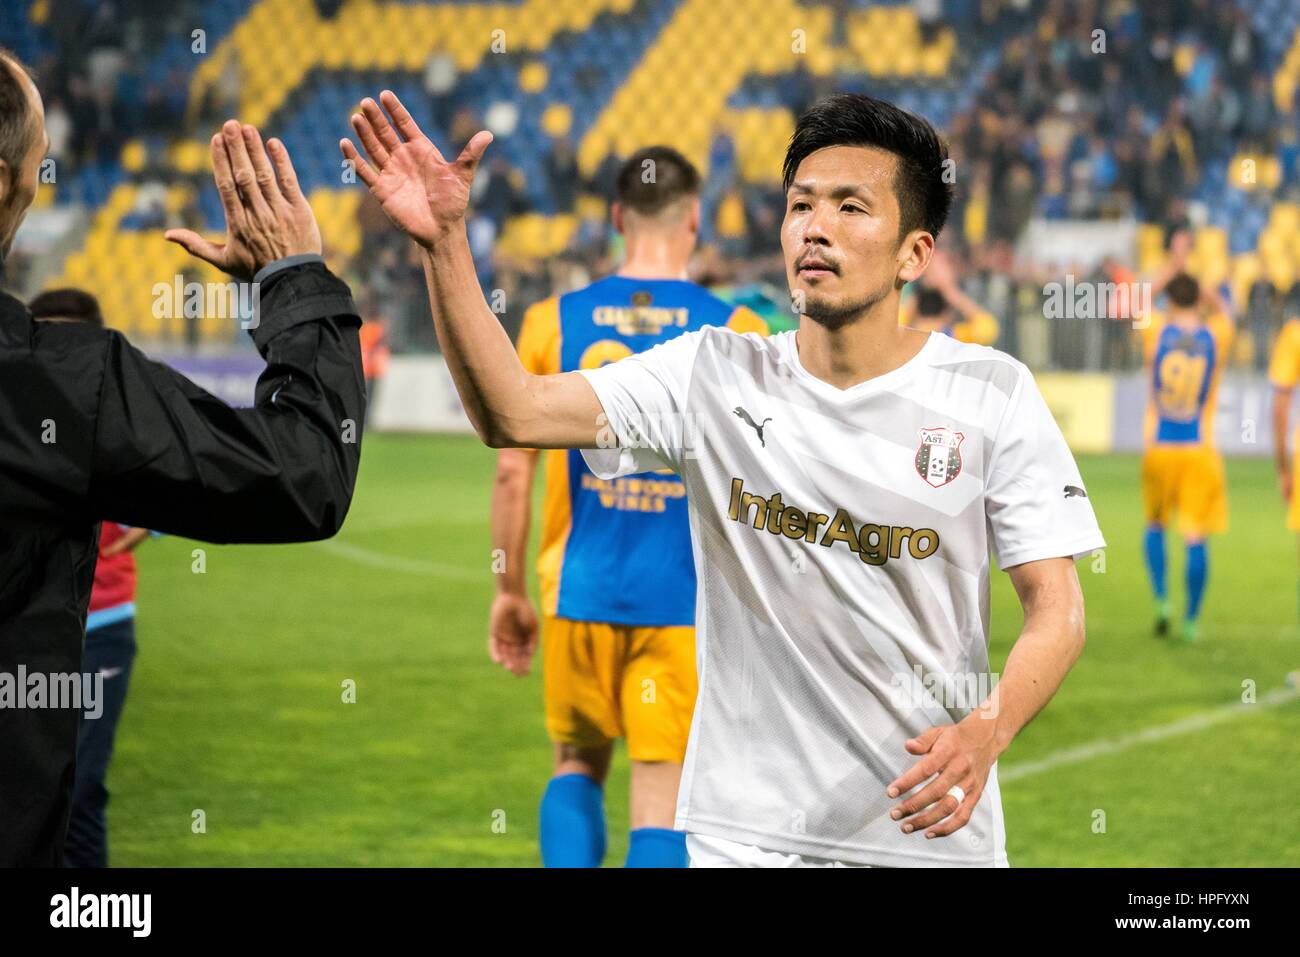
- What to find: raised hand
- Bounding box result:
[339,90,493,248]
[166,121,321,281]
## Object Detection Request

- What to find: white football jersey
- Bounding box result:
[578,327,1105,866]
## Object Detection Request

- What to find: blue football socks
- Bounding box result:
[540,773,606,868]
[625,827,688,868]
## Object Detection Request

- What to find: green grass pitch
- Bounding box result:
[109,435,1300,866]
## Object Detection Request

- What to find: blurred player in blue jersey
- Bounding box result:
[488,146,767,867]
[1139,242,1235,643]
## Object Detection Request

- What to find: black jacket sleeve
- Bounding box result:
[85,261,366,542]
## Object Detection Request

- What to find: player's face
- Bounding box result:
[781,145,913,330]
[0,61,46,260]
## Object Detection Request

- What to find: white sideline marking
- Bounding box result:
[315,539,482,580]
[1001,686,1299,783]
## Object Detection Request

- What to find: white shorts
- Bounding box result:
[686,833,875,868]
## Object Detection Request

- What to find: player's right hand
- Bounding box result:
[340,90,493,249]
[1281,467,1294,505]
[488,592,539,677]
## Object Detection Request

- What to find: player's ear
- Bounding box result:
[611,201,624,236]
[687,196,701,236]
[897,230,933,285]
[0,157,10,206]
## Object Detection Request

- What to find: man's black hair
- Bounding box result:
[915,288,947,317]
[1165,273,1200,309]
[615,145,700,216]
[29,288,103,327]
[782,93,953,241]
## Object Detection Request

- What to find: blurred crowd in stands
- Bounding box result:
[12,0,1300,372]
[352,0,1300,370]
[33,1,192,169]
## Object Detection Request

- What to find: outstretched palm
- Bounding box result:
[340,90,492,248]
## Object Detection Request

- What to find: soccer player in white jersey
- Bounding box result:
[342,90,1105,867]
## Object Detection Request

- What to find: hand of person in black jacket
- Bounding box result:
[164,120,322,281]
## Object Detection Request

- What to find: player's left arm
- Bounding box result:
[886,556,1085,839]
[890,359,1101,840]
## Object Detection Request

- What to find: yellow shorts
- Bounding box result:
[542,615,696,763]
[1141,445,1227,537]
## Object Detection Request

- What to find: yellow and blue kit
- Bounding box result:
[516,275,767,759]
[1140,310,1234,537]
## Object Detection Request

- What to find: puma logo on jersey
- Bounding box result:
[734,407,772,447]
[1063,485,1088,499]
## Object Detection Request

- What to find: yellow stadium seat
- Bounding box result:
[519,61,549,93]
[1229,253,1260,308]
[576,195,607,220]
[1259,229,1287,259]
[1272,203,1300,233]
[120,140,147,174]
[542,103,573,138]
[921,45,948,77]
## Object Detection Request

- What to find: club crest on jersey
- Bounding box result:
[915,427,964,488]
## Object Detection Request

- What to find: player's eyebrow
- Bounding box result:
[789,181,874,201]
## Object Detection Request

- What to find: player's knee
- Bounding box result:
[553,742,612,783]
